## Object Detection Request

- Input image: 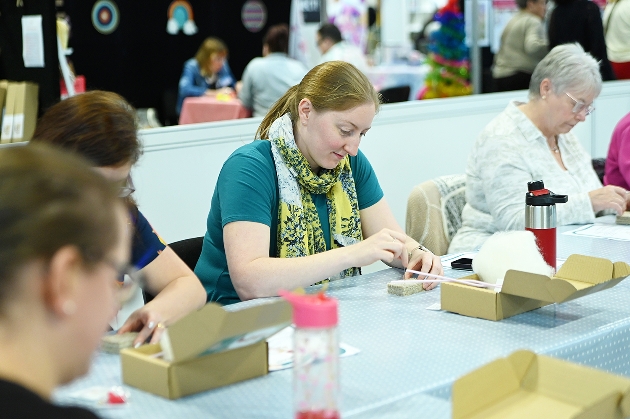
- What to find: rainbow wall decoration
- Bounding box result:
[166,0,198,35]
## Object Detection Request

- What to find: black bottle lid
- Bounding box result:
[526,180,568,206]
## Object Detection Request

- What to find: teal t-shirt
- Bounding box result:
[194,140,384,305]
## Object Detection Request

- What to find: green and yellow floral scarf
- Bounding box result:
[268,113,362,281]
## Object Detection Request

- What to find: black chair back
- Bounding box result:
[378,85,411,103]
[143,236,204,304]
[169,236,205,271]
[592,158,606,184]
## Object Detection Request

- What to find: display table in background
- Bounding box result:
[365,63,430,101]
[54,221,630,418]
[178,97,251,125]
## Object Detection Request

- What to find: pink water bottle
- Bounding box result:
[525,180,568,271]
[280,290,340,419]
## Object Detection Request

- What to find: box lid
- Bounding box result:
[500,255,629,303]
[160,299,291,363]
[452,350,630,419]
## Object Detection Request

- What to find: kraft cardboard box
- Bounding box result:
[121,299,292,399]
[0,81,38,143]
[10,82,38,143]
[0,80,8,117]
[0,81,16,144]
[452,350,630,419]
[441,255,630,321]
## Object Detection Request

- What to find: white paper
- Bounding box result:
[22,15,45,68]
[562,224,630,241]
[425,302,442,311]
[267,326,360,372]
[1,115,14,141]
[12,114,24,139]
[108,276,145,330]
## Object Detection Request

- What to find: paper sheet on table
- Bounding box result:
[267,326,360,372]
[108,275,145,330]
[22,15,45,68]
[562,224,630,241]
[441,252,478,268]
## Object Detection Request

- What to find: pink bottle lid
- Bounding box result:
[279,290,338,328]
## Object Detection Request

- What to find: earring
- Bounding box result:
[542,95,546,99]
[62,300,77,315]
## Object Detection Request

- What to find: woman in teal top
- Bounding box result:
[195,61,443,304]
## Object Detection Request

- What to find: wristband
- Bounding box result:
[417,244,432,254]
[409,244,432,260]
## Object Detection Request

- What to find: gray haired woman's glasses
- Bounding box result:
[565,92,595,116]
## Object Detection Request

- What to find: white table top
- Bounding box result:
[54,219,630,418]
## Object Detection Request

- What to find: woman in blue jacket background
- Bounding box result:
[176,37,236,115]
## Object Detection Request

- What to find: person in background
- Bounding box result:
[30,91,207,347]
[492,0,548,92]
[449,44,629,253]
[238,23,307,118]
[0,144,128,418]
[317,23,369,74]
[194,61,442,305]
[176,37,237,115]
[603,0,630,79]
[604,111,630,190]
[548,0,616,81]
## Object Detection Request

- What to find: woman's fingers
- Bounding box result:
[149,323,166,344]
[132,319,158,348]
[403,249,442,290]
[119,309,162,348]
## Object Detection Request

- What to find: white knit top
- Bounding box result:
[448,101,601,253]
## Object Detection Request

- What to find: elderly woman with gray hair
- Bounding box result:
[492,0,548,92]
[449,43,630,253]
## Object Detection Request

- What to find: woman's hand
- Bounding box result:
[403,247,444,290]
[589,185,628,215]
[350,228,409,268]
[206,87,236,98]
[115,246,206,348]
[118,305,165,347]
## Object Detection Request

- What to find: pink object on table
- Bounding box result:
[178,97,251,124]
[605,112,630,190]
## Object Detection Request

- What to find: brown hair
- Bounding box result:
[264,24,289,54]
[256,61,380,139]
[31,90,141,167]
[0,144,121,307]
[195,37,228,75]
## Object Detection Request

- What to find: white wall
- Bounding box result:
[134,81,630,244]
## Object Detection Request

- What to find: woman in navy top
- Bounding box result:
[31,91,206,346]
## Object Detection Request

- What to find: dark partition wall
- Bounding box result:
[62,1,291,121]
[0,0,60,115]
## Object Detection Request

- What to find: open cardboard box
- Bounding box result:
[452,350,630,419]
[121,299,292,399]
[441,255,630,321]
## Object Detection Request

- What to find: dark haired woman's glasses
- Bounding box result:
[118,176,136,198]
[104,260,146,305]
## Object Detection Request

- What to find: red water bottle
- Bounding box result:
[525,180,568,271]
